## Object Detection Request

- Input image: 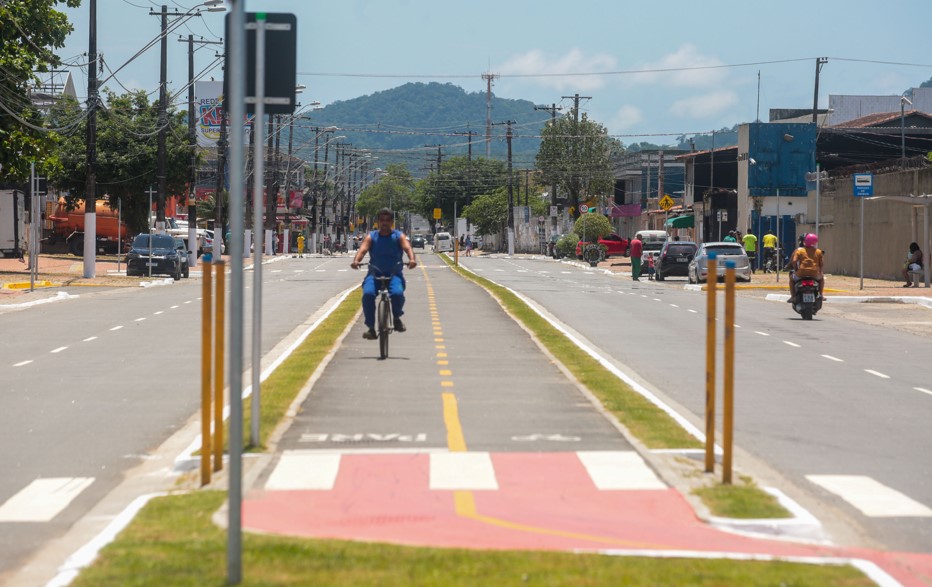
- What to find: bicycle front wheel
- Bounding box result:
[377,295,391,359]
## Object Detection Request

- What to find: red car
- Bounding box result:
[575,233,629,259]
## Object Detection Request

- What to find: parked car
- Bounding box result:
[575,232,628,259]
[636,230,668,273]
[655,241,698,281]
[172,237,190,278]
[204,230,225,255]
[688,242,753,284]
[126,233,183,279]
[411,234,427,249]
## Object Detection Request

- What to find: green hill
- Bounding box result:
[291,82,548,175]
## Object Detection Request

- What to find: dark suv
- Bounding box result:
[654,241,697,281]
[126,233,183,279]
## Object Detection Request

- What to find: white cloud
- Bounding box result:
[629,44,727,88]
[669,91,739,119]
[609,105,644,131]
[497,48,616,91]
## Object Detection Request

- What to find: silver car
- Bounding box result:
[688,242,752,283]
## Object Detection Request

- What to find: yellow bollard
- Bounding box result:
[200,260,213,486]
[213,261,225,472]
[704,254,717,473]
[722,259,736,484]
[454,239,459,265]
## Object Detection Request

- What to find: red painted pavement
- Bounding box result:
[243,453,932,586]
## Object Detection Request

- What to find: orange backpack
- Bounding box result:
[795,248,820,278]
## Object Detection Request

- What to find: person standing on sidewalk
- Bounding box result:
[742,231,758,272]
[629,234,643,281]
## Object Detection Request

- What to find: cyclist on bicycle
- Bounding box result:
[350,208,417,340]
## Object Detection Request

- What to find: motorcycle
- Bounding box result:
[792,278,822,320]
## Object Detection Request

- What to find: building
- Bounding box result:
[611,149,686,237]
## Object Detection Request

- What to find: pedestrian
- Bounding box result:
[723,230,737,243]
[464,234,472,256]
[629,233,643,281]
[902,242,924,287]
[742,231,758,272]
[297,234,305,255]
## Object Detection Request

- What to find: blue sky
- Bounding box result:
[59,0,932,145]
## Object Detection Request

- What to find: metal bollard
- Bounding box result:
[213,261,225,472]
[704,253,717,474]
[200,259,213,486]
[722,259,736,484]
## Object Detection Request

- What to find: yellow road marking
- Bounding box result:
[453,491,669,548]
[441,381,455,388]
[439,369,452,376]
[442,392,466,451]
[437,360,449,366]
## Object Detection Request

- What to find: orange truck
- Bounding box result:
[48,198,131,256]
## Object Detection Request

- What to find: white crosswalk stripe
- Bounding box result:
[261,451,666,492]
[0,477,94,522]
[807,475,932,517]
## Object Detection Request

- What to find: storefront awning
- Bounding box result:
[664,215,694,229]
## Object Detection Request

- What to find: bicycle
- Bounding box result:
[358,263,396,359]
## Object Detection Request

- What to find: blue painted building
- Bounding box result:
[738,122,816,254]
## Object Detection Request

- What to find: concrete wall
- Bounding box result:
[801,166,932,280]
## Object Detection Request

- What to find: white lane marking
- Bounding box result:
[915,387,932,397]
[13,360,33,367]
[577,451,666,490]
[653,298,661,302]
[734,324,742,329]
[687,309,698,313]
[315,270,326,272]
[83,336,97,342]
[337,269,349,272]
[561,271,572,274]
[669,304,679,308]
[170,305,179,309]
[266,452,341,490]
[539,271,550,274]
[110,325,123,331]
[134,317,146,322]
[821,354,844,362]
[294,269,305,273]
[495,269,505,272]
[50,346,68,354]
[0,477,94,522]
[641,294,648,298]
[430,452,498,490]
[864,369,890,379]
[754,331,770,336]
[184,300,192,304]
[154,311,164,315]
[517,270,528,273]
[783,341,801,348]
[807,475,932,517]
[271,269,282,273]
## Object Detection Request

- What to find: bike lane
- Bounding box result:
[242,255,932,586]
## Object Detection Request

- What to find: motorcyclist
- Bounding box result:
[788,233,824,303]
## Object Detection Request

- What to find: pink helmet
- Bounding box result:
[803,233,818,247]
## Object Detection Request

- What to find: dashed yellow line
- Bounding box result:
[442,392,467,452]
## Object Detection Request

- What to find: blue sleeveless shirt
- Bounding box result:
[368,229,404,274]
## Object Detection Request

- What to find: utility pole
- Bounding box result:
[265,115,276,237]
[482,71,499,158]
[215,108,227,250]
[150,5,169,225]
[493,120,515,253]
[534,104,563,224]
[562,93,591,218]
[83,0,98,277]
[812,57,828,125]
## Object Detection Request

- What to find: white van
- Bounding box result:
[636,230,668,269]
[433,231,453,253]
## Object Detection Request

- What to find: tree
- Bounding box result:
[461,187,508,237]
[47,90,192,234]
[0,0,79,182]
[355,163,415,219]
[412,156,507,226]
[535,110,620,220]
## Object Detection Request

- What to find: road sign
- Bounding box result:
[226,13,298,115]
[549,206,557,217]
[659,195,675,211]
[579,205,589,213]
[854,173,873,197]
[433,207,442,219]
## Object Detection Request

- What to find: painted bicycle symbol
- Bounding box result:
[511,433,582,442]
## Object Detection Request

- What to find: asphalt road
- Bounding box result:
[0,255,359,580]
[461,254,932,553]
